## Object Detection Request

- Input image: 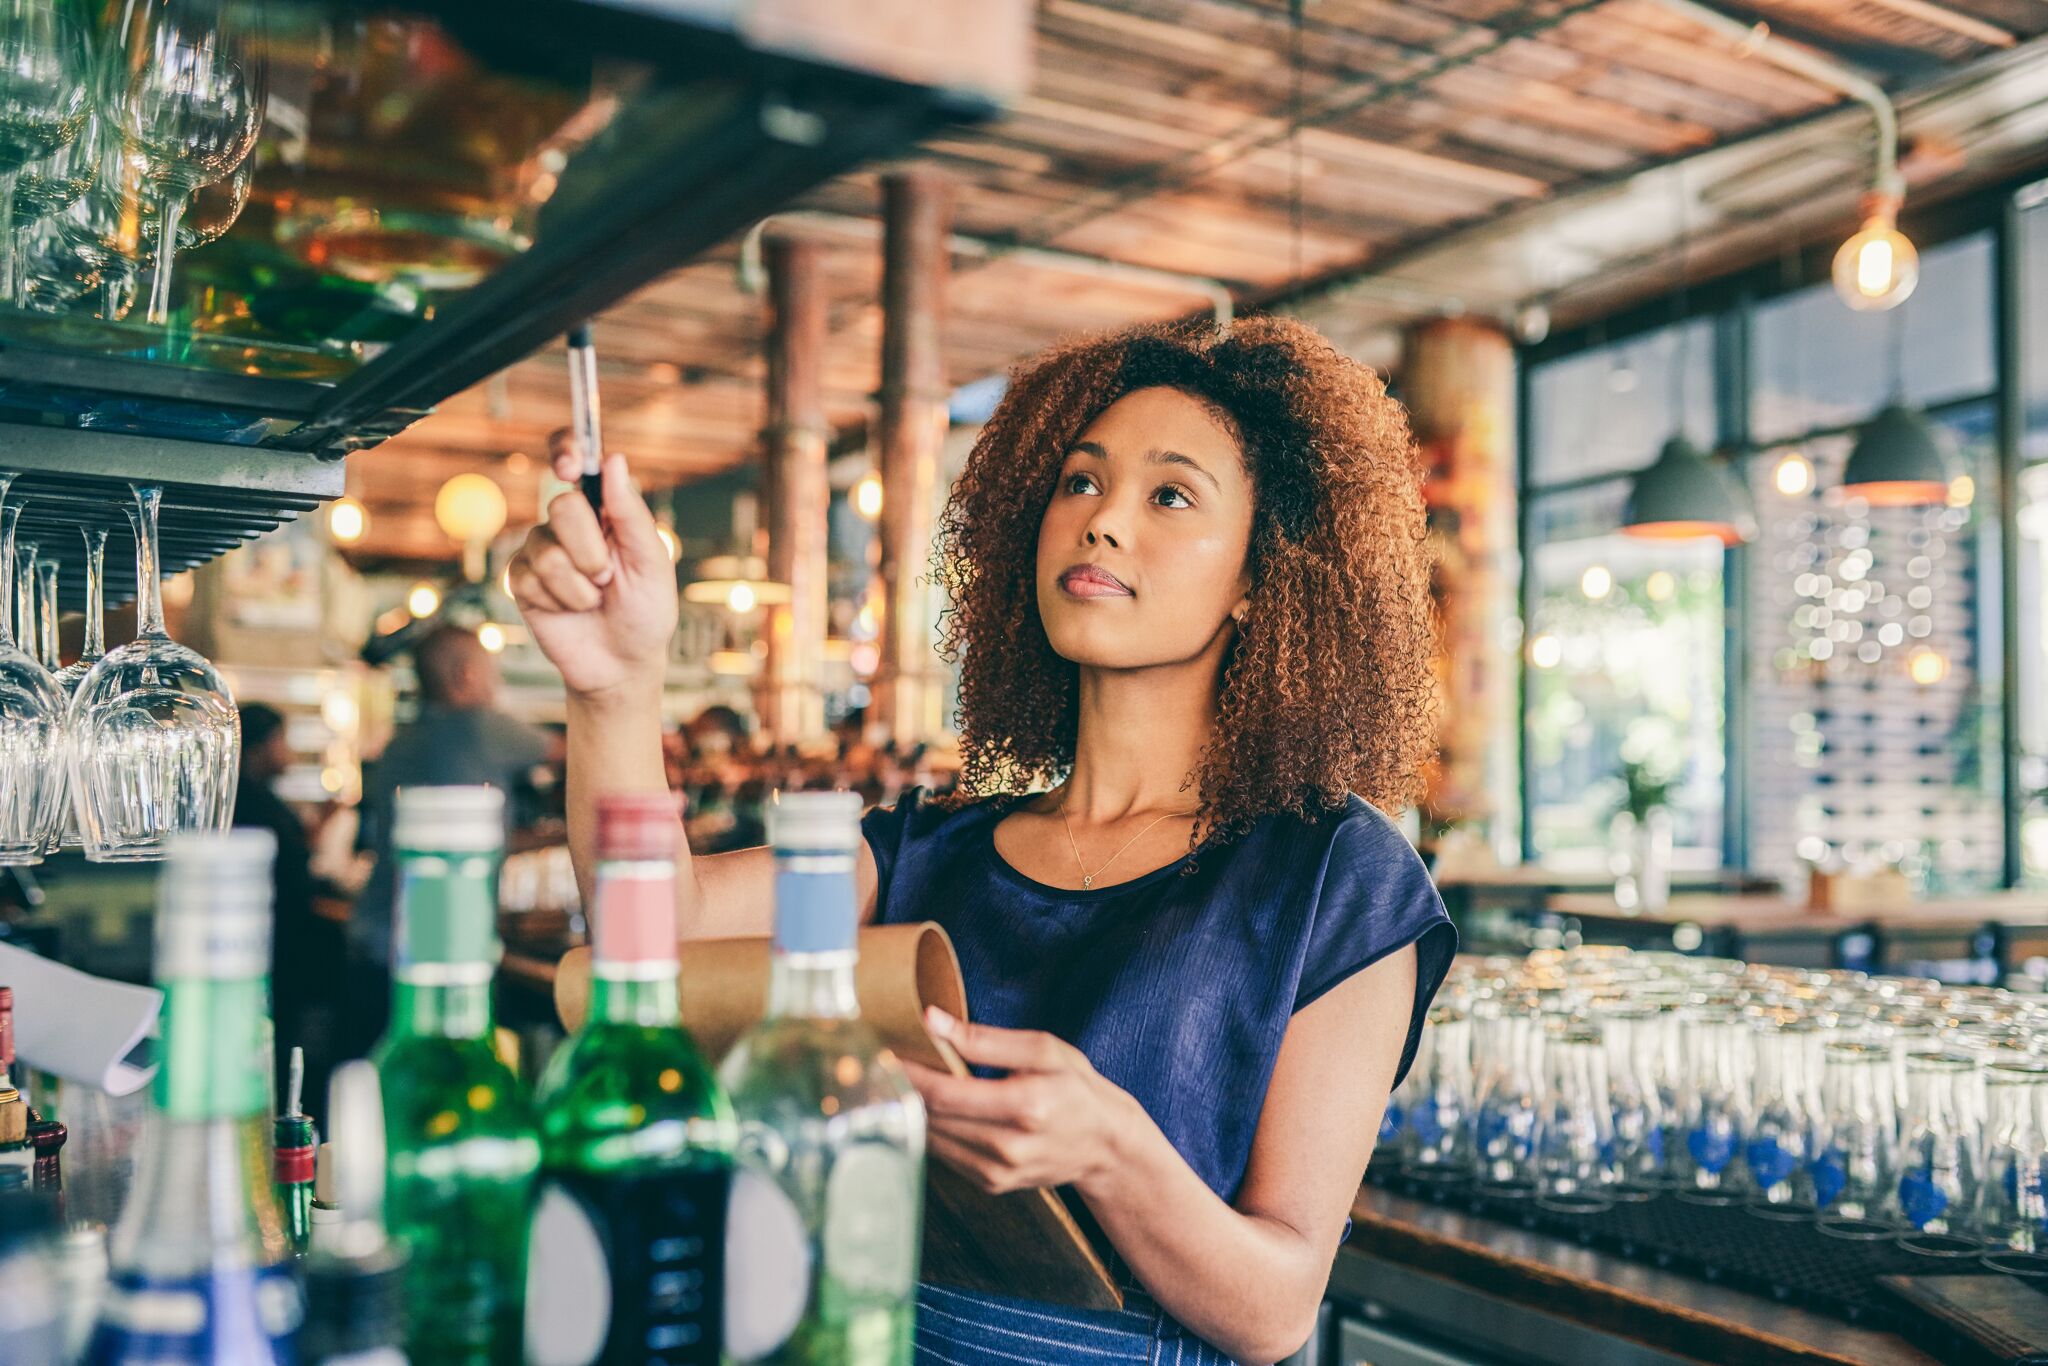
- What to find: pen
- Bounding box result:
[567,324,603,511]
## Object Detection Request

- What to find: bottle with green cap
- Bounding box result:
[525,791,735,1365]
[372,785,538,1366]
[718,791,925,1364]
[87,829,302,1365]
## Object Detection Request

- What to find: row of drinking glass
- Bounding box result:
[1384,948,2048,1268]
[0,474,237,863]
[0,0,265,323]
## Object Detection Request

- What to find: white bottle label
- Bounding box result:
[722,1167,811,1360]
[823,1144,917,1299]
[523,1184,613,1366]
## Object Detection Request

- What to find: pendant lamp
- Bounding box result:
[1621,435,1756,546]
[1840,404,1950,507]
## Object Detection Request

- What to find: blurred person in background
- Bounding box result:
[233,702,334,1108]
[344,625,549,1054]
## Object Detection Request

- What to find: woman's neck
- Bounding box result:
[1059,621,1233,822]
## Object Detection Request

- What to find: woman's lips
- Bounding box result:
[1058,565,1133,598]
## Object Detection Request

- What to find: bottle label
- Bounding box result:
[394,853,500,979]
[524,1164,730,1366]
[157,978,271,1121]
[822,1143,919,1300]
[723,1167,811,1360]
[87,1263,301,1365]
[592,862,679,974]
[772,863,857,956]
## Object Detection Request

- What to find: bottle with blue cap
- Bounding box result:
[87,829,302,1365]
[717,791,925,1364]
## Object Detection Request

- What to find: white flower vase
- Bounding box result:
[1610,807,1675,914]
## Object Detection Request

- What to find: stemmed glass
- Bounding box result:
[33,556,63,853]
[0,477,67,862]
[12,534,36,660]
[11,107,98,301]
[54,529,108,850]
[0,0,93,304]
[114,0,267,326]
[69,485,238,860]
[54,528,106,696]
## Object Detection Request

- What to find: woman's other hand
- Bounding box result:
[906,1007,1142,1196]
[505,430,677,702]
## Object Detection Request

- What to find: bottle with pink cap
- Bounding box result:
[525,791,735,1365]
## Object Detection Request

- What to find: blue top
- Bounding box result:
[862,787,1457,1363]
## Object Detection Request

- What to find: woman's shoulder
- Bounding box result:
[1243,792,1429,882]
[861,784,1010,844]
[859,785,1011,914]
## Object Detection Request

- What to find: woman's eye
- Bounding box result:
[1063,472,1099,495]
[1154,484,1192,509]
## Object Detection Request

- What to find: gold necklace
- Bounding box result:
[1058,797,1196,889]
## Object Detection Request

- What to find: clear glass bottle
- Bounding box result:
[1893,1050,1979,1252]
[1470,996,1538,1199]
[526,792,735,1365]
[1598,1002,1663,1200]
[373,786,539,1365]
[1533,1022,1615,1214]
[1814,1040,1898,1238]
[301,1060,407,1366]
[718,792,926,1364]
[86,830,302,1364]
[1744,1016,1819,1218]
[1675,1005,1748,1204]
[1976,1060,2048,1254]
[1397,1004,1470,1177]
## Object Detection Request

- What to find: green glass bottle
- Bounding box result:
[525,792,736,1366]
[719,792,926,1365]
[372,785,538,1365]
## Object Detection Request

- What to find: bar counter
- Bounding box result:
[491,947,1973,1366]
[1332,1185,1946,1366]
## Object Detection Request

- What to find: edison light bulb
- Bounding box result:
[328,497,368,543]
[728,582,756,613]
[1832,194,1918,312]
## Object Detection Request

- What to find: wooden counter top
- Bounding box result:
[1341,1185,1943,1366]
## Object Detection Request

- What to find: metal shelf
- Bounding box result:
[0,426,342,609]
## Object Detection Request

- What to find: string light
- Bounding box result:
[477,623,506,653]
[407,583,440,618]
[1580,565,1612,600]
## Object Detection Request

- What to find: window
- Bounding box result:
[1523,481,1726,865]
[1522,320,1728,866]
[1750,234,1995,444]
[1743,407,2003,890]
[1528,320,1715,486]
[2018,187,2048,879]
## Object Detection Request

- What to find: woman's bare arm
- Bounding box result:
[514,444,876,940]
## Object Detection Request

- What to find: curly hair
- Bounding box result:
[929,315,1438,850]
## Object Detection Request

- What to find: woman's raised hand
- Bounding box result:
[505,430,677,701]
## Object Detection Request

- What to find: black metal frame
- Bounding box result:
[1514,170,2045,887]
[0,0,1001,595]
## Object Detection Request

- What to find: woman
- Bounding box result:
[509,317,1457,1364]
